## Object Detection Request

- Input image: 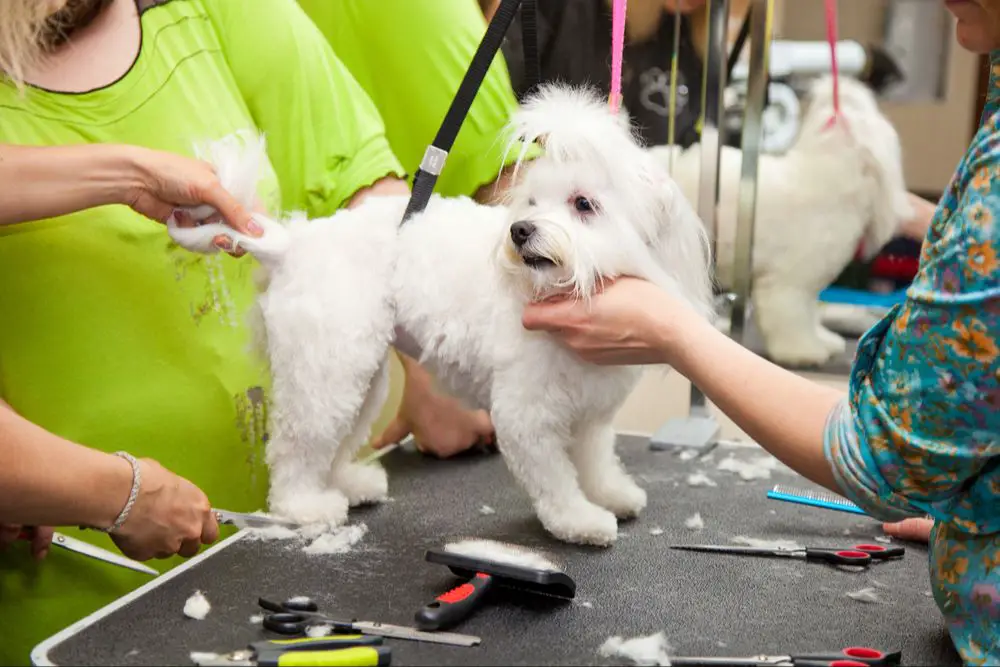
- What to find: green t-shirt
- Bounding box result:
[297,0,526,198]
[0,0,403,663]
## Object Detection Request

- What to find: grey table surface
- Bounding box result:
[36,435,959,666]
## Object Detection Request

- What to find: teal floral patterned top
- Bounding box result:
[824,52,1000,664]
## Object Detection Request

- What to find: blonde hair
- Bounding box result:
[0,0,65,89]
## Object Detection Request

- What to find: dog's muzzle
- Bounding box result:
[510,220,556,269]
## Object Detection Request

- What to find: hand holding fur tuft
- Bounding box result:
[164,131,291,265]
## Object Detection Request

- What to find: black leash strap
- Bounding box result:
[400,0,539,224]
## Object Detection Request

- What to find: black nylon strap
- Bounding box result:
[520,0,541,95]
[401,0,537,224]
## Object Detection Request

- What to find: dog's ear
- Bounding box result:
[852,113,913,260]
[638,157,715,317]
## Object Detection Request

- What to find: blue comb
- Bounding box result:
[766,484,868,516]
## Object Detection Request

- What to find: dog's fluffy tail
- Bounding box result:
[166,130,291,268]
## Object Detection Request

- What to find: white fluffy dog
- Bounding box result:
[168,85,713,547]
[651,76,913,367]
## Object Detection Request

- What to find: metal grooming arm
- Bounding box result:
[649,0,773,453]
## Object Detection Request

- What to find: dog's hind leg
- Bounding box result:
[570,422,647,520]
[328,354,391,507]
[262,305,393,526]
[491,378,619,547]
[753,281,833,368]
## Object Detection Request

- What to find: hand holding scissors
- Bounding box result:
[670,542,905,567]
[668,646,901,666]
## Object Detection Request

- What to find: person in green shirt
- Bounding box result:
[0,0,521,663]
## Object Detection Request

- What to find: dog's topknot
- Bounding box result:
[503,83,643,175]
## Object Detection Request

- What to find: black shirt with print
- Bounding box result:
[501,0,705,149]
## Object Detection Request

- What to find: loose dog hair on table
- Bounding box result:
[168,84,714,546]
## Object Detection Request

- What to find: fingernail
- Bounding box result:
[36,548,48,560]
[248,220,264,237]
[213,235,232,252]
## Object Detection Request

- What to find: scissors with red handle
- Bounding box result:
[670,542,905,567]
[668,646,902,666]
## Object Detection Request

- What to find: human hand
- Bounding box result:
[521,277,687,366]
[882,517,932,543]
[0,524,54,560]
[109,459,219,561]
[372,357,495,459]
[123,146,263,257]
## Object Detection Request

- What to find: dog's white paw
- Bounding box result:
[585,479,647,519]
[767,337,834,368]
[330,462,389,507]
[817,326,847,356]
[270,488,349,526]
[538,501,619,547]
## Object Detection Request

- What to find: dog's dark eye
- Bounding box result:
[573,196,595,214]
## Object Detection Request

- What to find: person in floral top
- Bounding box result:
[519,2,999,662]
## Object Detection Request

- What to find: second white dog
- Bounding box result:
[652,76,913,367]
[169,85,713,546]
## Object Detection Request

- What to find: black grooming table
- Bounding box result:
[34,435,959,666]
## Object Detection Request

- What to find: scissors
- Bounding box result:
[670,542,905,567]
[668,646,902,666]
[257,596,481,647]
[18,528,159,576]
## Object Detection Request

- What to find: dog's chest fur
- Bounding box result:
[391,197,642,419]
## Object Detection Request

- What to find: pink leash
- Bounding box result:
[609,0,627,114]
[823,0,841,130]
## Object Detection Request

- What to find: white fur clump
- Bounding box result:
[245,520,368,556]
[846,587,882,604]
[684,513,704,531]
[598,632,672,666]
[649,527,664,536]
[686,472,718,488]
[249,614,264,625]
[176,83,714,548]
[183,591,211,620]
[651,75,914,368]
[716,453,792,481]
[305,624,334,637]
[189,652,221,665]
[444,538,561,572]
[480,505,496,515]
[301,524,368,556]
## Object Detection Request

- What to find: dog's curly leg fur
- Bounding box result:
[328,356,392,506]
[571,422,647,519]
[491,378,619,547]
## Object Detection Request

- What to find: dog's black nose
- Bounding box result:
[510,221,536,248]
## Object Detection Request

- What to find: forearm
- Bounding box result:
[347,175,410,210]
[0,143,144,226]
[662,313,845,492]
[0,403,132,528]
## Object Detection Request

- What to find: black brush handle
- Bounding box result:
[414,573,493,631]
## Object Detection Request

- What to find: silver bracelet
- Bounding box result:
[99,451,141,533]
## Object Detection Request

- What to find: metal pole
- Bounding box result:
[649,0,729,453]
[729,0,773,341]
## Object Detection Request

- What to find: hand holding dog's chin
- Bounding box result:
[521,277,696,366]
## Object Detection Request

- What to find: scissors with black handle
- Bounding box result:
[257,597,481,647]
[670,542,905,567]
[668,646,901,666]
